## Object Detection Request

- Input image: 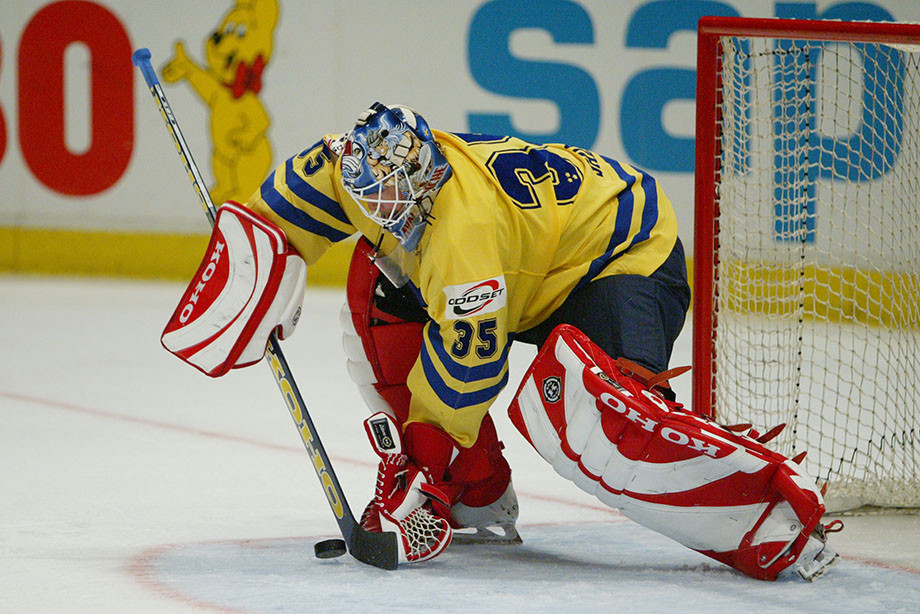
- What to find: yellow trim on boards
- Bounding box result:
[714,260,920,328]
[0,227,356,286]
[2,226,694,296]
[5,228,912,330]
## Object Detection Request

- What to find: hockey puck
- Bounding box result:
[314,538,347,559]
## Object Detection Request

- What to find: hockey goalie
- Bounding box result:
[160,101,840,580]
[340,239,840,580]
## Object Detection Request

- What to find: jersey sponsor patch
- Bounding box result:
[443,275,507,320]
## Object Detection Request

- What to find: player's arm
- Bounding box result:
[356,310,515,561]
[246,138,357,266]
[406,311,513,447]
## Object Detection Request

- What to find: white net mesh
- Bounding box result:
[709,33,920,510]
[402,507,450,561]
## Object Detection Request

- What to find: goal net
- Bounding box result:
[694,17,920,511]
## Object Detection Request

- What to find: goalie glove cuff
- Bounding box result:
[161,202,307,377]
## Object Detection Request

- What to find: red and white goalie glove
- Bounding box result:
[361,412,455,563]
[161,202,306,377]
[508,324,833,581]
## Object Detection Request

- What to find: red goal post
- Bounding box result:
[693,17,920,510]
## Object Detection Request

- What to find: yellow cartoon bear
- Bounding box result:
[162,0,279,205]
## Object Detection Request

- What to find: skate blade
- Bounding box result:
[451,524,523,545]
[797,548,840,581]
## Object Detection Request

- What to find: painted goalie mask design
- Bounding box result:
[339,102,452,251]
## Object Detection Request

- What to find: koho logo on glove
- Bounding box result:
[179,240,226,323]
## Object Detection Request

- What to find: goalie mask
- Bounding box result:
[339,102,452,251]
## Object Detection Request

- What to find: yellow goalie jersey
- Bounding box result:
[247,131,678,446]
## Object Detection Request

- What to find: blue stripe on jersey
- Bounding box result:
[573,158,660,292]
[635,171,659,244]
[259,170,352,242]
[419,342,510,409]
[284,158,351,225]
[425,324,511,381]
[450,133,511,144]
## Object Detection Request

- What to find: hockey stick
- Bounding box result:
[131,47,398,570]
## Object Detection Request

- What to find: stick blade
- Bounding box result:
[348,528,399,570]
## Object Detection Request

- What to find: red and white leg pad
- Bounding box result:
[508,324,828,581]
[161,202,306,377]
[340,237,424,423]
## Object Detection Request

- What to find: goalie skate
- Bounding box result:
[792,523,842,582]
[451,482,522,545]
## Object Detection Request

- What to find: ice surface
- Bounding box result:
[1,275,918,613]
